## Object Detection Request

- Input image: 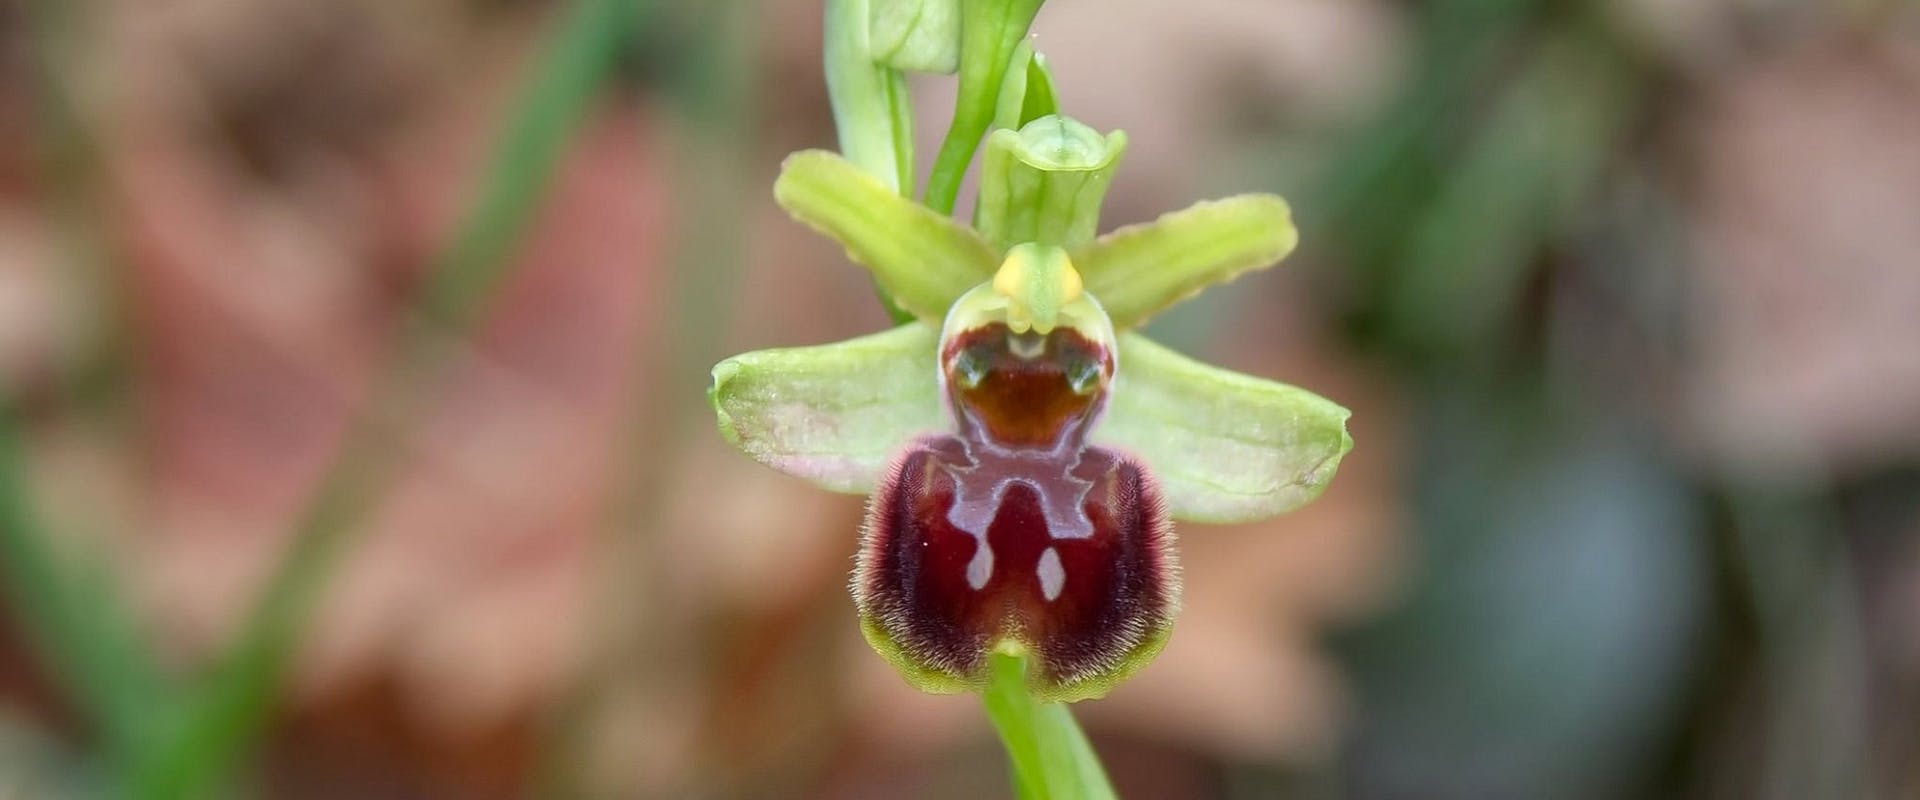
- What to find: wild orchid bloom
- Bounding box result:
[709,115,1352,702]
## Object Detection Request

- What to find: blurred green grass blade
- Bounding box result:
[534,2,759,793]
[423,0,646,332]
[1386,34,1638,356]
[0,415,175,763]
[982,652,1118,800]
[9,0,175,764]
[132,0,647,796]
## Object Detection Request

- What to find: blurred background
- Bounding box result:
[3,0,1919,797]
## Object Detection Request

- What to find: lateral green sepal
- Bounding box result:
[709,323,945,493]
[1095,332,1351,523]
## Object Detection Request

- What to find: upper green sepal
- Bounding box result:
[709,322,944,493]
[1096,332,1352,523]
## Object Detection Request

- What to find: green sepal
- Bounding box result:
[774,150,997,321]
[709,323,945,493]
[1096,332,1351,523]
[976,116,1127,252]
[1074,194,1299,330]
[869,0,961,73]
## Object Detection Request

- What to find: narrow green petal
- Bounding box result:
[1096,333,1351,523]
[1074,194,1299,330]
[774,150,997,320]
[710,323,945,493]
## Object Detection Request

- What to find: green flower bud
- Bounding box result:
[976,115,1127,252]
[869,0,961,74]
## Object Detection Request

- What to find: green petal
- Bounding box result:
[1095,332,1351,523]
[1074,194,1299,330]
[774,150,997,320]
[710,323,944,493]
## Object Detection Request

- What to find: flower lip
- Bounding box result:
[855,433,1177,701]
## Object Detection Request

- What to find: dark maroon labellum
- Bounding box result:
[855,323,1177,700]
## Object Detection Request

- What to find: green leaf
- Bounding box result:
[1074,194,1299,330]
[710,323,945,493]
[774,150,997,321]
[870,0,960,74]
[1096,332,1351,523]
[975,115,1126,252]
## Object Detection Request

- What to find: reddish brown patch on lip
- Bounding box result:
[942,323,1112,449]
[855,436,1175,693]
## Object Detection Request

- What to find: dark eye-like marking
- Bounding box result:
[950,348,989,389]
[1066,357,1102,396]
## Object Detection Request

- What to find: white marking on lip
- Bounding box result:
[966,544,994,590]
[1037,547,1065,601]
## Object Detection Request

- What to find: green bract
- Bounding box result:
[714,145,1351,525]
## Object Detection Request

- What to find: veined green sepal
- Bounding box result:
[709,323,944,493]
[1094,332,1352,523]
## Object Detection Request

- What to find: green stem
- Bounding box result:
[921,0,1043,214]
[982,651,1118,800]
[0,412,174,768]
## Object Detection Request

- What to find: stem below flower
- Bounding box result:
[982,648,1120,800]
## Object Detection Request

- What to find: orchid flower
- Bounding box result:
[708,112,1353,702]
